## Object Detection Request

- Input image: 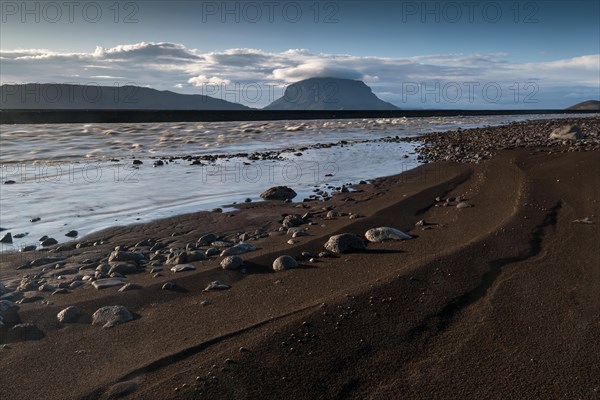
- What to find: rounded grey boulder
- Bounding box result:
[272,255,299,272]
[57,306,80,323]
[324,233,366,254]
[221,256,244,270]
[92,305,133,329]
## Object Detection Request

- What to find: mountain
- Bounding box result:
[567,100,600,111]
[0,84,250,110]
[264,78,399,110]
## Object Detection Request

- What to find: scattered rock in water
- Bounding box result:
[92,305,133,328]
[13,233,28,239]
[92,278,126,290]
[30,217,41,223]
[65,230,78,238]
[204,281,231,291]
[260,186,297,201]
[40,237,58,247]
[456,201,473,209]
[324,234,366,254]
[282,214,304,228]
[119,283,141,292]
[198,233,218,246]
[132,159,143,165]
[220,243,256,257]
[57,306,80,323]
[365,227,411,242]
[549,125,584,141]
[153,160,164,167]
[0,233,12,244]
[170,264,196,273]
[272,256,299,272]
[221,256,244,270]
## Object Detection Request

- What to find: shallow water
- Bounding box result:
[0,114,593,251]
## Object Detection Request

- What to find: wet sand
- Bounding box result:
[1,120,599,399]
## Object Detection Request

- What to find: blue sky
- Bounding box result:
[1,0,599,108]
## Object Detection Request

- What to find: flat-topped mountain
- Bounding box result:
[264,77,399,110]
[567,100,600,111]
[0,84,250,110]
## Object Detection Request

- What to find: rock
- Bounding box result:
[0,300,20,326]
[108,263,138,276]
[65,230,78,238]
[324,234,366,254]
[272,256,299,272]
[221,256,244,270]
[170,264,195,273]
[282,214,304,228]
[365,227,411,242]
[40,237,58,247]
[186,250,208,262]
[287,227,306,236]
[549,125,584,140]
[57,306,80,323]
[220,243,256,257]
[92,278,125,290]
[109,250,146,264]
[92,305,133,328]
[260,186,297,201]
[203,281,231,291]
[8,323,44,341]
[0,232,12,244]
[198,233,218,246]
[106,381,138,398]
[119,283,141,292]
[456,201,473,208]
[205,247,220,257]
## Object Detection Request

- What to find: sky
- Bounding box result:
[1,0,599,109]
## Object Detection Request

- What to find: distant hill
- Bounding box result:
[0,84,250,110]
[264,77,399,110]
[567,100,600,111]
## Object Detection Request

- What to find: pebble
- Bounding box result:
[203,281,231,291]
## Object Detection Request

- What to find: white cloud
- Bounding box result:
[1,41,598,108]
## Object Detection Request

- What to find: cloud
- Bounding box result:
[1,41,598,108]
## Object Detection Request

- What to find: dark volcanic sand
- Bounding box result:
[0,119,599,400]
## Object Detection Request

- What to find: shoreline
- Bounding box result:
[0,118,599,399]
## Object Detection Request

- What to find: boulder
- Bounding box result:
[364,227,411,242]
[272,255,299,272]
[92,305,133,328]
[260,186,297,201]
[324,234,366,254]
[282,214,304,228]
[549,125,584,140]
[220,256,244,270]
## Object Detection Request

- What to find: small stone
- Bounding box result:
[57,306,80,323]
[272,255,299,272]
[456,202,473,208]
[220,256,244,270]
[203,281,231,291]
[119,283,141,292]
[170,264,196,273]
[92,305,133,328]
